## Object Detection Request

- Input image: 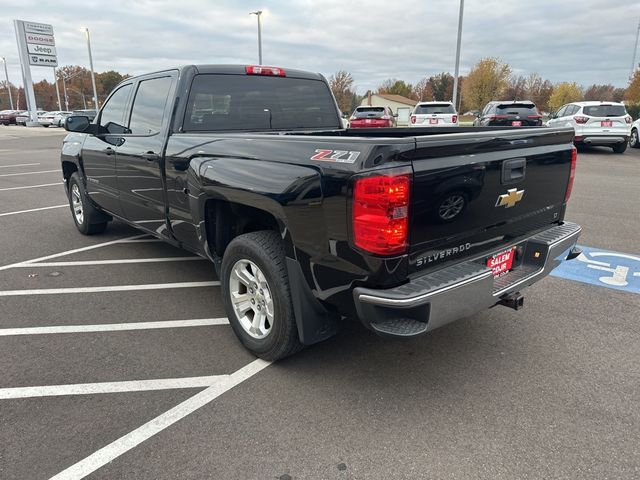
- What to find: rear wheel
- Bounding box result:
[630,128,639,149]
[67,172,108,235]
[221,231,302,361]
[612,142,627,154]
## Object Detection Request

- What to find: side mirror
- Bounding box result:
[393,113,399,118]
[65,115,90,133]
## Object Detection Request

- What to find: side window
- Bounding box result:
[566,105,578,116]
[556,105,568,118]
[99,84,132,134]
[128,76,174,135]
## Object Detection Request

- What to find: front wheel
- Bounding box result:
[630,129,639,149]
[612,142,627,154]
[221,231,302,361]
[67,172,109,235]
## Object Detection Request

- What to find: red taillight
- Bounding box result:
[410,115,416,124]
[489,115,508,121]
[565,147,577,203]
[625,116,632,124]
[245,65,286,76]
[452,115,458,123]
[353,173,410,255]
[574,116,589,124]
[527,115,542,119]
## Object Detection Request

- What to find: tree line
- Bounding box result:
[0,65,129,111]
[330,57,639,116]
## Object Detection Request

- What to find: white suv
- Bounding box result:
[409,102,458,127]
[546,101,631,153]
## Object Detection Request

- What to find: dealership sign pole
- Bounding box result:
[13,20,58,126]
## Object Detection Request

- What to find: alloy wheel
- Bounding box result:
[229,259,274,339]
[71,183,84,225]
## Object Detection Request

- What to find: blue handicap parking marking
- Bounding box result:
[551,245,640,294]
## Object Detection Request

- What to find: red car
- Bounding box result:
[349,106,397,128]
[0,110,27,125]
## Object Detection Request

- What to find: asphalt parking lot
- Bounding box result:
[0,125,639,479]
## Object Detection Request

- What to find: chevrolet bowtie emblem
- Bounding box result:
[496,188,524,208]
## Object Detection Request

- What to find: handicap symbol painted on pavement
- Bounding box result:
[551,245,640,294]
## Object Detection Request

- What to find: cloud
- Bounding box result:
[1,0,638,96]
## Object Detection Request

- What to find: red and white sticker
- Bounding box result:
[310,149,360,163]
[487,247,515,277]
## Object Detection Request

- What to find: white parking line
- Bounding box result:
[0,162,40,168]
[13,256,206,267]
[50,359,271,480]
[0,318,229,336]
[0,234,146,271]
[0,375,227,400]
[0,169,59,177]
[116,238,162,243]
[0,204,67,217]
[0,182,62,191]
[0,281,220,296]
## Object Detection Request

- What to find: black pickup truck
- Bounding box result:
[61,64,581,360]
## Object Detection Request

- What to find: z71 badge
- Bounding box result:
[310,149,360,163]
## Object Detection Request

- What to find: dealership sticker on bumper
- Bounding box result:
[487,247,515,278]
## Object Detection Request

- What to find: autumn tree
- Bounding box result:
[624,70,640,104]
[97,70,128,97]
[461,57,511,110]
[583,84,619,102]
[412,78,433,101]
[428,73,454,101]
[377,79,413,98]
[329,70,355,114]
[503,75,527,101]
[33,80,59,110]
[548,82,583,112]
[525,73,554,112]
[0,81,18,109]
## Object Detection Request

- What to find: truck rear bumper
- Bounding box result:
[353,222,581,337]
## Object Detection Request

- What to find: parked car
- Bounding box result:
[410,101,458,127]
[16,110,46,125]
[349,106,396,128]
[61,64,581,360]
[0,110,27,125]
[547,101,631,153]
[38,111,73,127]
[630,117,640,148]
[474,101,543,127]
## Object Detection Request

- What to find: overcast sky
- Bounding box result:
[2,0,639,94]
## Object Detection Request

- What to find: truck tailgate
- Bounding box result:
[407,128,575,273]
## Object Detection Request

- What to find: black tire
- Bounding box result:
[630,128,639,149]
[67,172,108,235]
[42,124,49,128]
[221,230,303,361]
[612,142,627,154]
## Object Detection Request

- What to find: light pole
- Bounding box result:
[61,74,69,111]
[81,27,100,111]
[250,10,263,65]
[631,17,640,79]
[1,57,14,110]
[53,67,62,111]
[452,0,464,109]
